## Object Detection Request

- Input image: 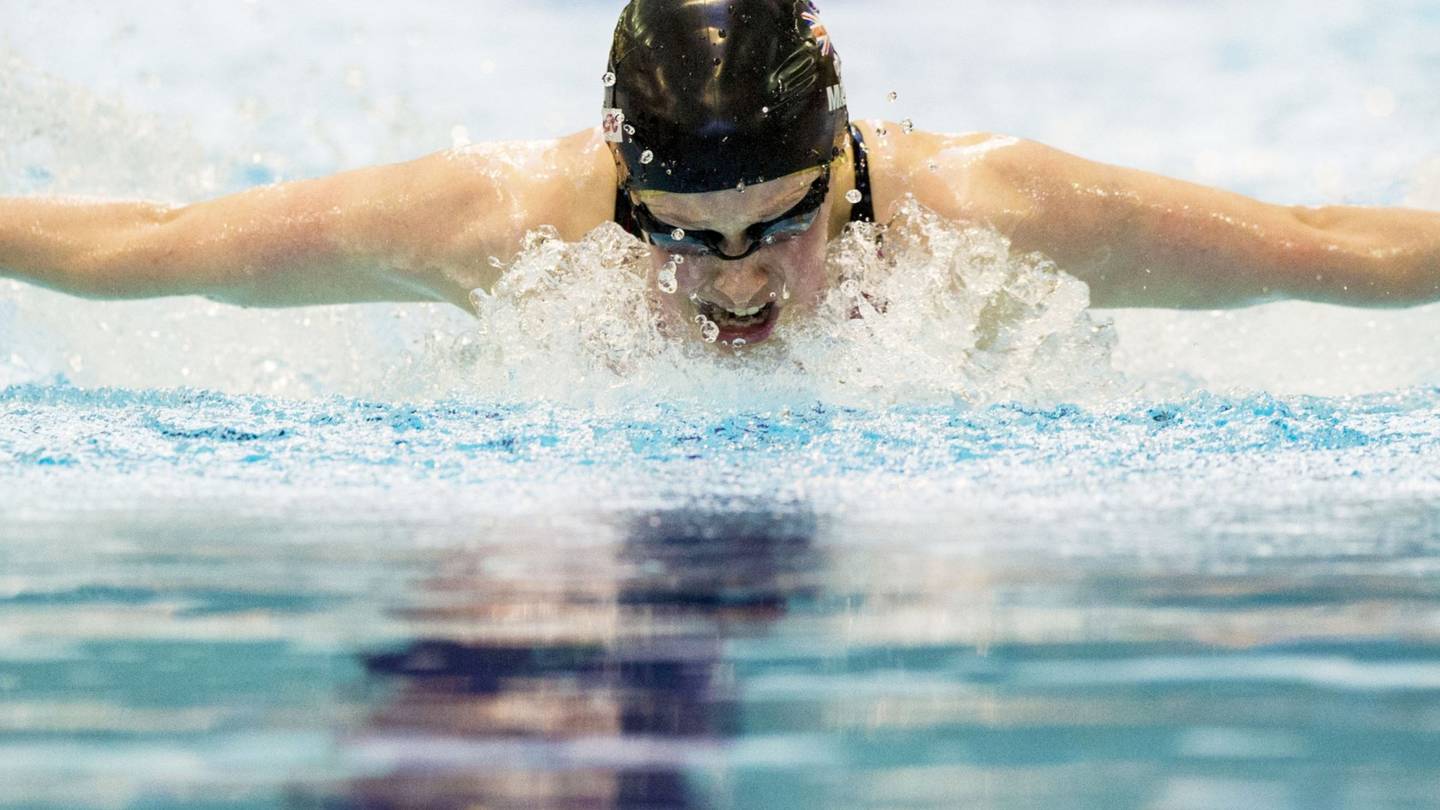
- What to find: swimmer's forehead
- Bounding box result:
[636,166,822,228]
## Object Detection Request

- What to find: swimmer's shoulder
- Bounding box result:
[431,128,618,243]
[861,121,1038,237]
[347,129,619,306]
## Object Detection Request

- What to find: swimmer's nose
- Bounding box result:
[709,263,771,308]
[719,233,754,258]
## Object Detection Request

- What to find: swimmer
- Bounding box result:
[3,0,1439,347]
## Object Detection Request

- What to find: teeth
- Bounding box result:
[723,305,764,317]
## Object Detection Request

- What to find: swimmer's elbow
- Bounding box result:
[66,207,211,300]
[1278,205,1440,307]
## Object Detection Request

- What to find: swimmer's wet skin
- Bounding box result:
[4,0,1440,348]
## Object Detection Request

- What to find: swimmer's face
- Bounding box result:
[634,167,832,347]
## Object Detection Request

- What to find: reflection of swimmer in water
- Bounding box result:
[3,0,1439,348]
[329,509,822,808]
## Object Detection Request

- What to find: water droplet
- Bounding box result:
[657,262,678,294]
[639,149,655,164]
[901,118,914,133]
[671,228,686,241]
[886,90,898,102]
[602,71,617,87]
[845,189,863,204]
[624,123,636,135]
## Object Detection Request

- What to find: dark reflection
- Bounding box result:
[322,506,822,810]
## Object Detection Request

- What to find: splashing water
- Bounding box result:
[419,198,1118,409]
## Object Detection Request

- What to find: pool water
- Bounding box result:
[4,1,1440,808]
[4,386,1440,808]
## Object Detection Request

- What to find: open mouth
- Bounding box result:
[695,299,781,345]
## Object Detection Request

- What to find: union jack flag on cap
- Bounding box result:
[801,1,832,56]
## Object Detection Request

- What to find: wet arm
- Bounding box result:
[973,139,1440,309]
[0,152,529,309]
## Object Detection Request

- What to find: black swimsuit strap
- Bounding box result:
[615,183,644,240]
[847,123,875,224]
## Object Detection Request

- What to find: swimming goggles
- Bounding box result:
[631,165,831,261]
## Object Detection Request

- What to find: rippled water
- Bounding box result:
[4,385,1440,807]
[4,1,1440,808]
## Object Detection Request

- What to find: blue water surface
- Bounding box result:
[4,383,1440,809]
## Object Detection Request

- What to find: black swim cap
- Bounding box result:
[603,0,848,194]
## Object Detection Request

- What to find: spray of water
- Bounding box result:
[406,197,1120,409]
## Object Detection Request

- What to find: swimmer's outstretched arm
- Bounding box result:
[0,130,614,309]
[927,134,1440,309]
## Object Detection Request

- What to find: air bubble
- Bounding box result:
[928,161,939,172]
[901,118,914,133]
[673,255,685,264]
[488,256,504,269]
[886,90,898,102]
[602,71,617,87]
[762,106,770,114]
[845,189,863,204]
[731,338,747,348]
[736,180,746,193]
[640,150,655,164]
[764,235,776,245]
[671,228,686,241]
[875,126,888,137]
[840,278,861,296]
[700,320,720,343]
[624,124,636,135]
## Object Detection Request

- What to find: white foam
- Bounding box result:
[403,200,1118,409]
